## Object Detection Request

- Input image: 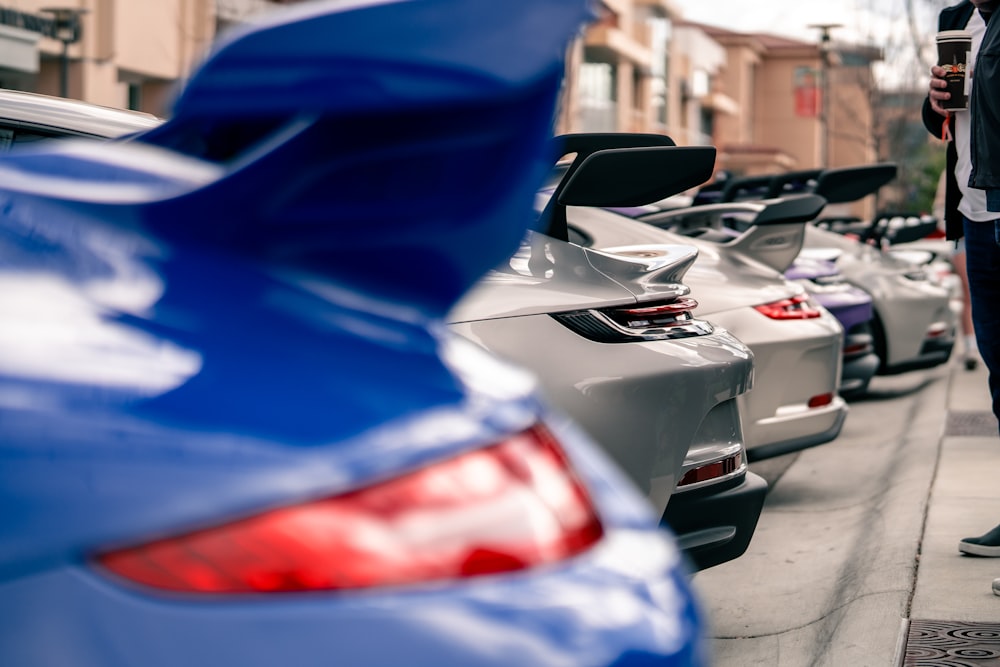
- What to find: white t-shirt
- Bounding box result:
[956,10,992,222]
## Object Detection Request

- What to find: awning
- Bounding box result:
[699,91,739,115]
[0,24,38,74]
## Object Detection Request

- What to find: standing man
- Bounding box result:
[924,0,1000,594]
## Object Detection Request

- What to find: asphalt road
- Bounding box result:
[691,365,951,666]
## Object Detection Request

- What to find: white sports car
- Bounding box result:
[709,165,957,376]
[540,134,848,463]
[451,142,766,570]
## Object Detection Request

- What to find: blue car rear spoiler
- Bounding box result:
[0,0,593,317]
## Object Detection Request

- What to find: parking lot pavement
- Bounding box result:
[691,353,1000,667]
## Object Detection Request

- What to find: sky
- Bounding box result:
[676,0,948,89]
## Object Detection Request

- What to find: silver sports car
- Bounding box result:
[706,165,957,376]
[451,142,766,570]
[800,228,956,375]
[540,134,847,464]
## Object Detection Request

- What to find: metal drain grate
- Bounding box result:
[945,411,998,437]
[902,620,1000,666]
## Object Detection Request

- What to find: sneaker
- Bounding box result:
[959,523,1000,557]
[994,578,1000,596]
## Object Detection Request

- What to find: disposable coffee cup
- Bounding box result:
[936,29,972,110]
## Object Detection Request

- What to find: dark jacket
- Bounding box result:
[922,1,976,240]
[970,7,1000,211]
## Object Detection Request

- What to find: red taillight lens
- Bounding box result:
[925,321,950,338]
[843,341,872,356]
[553,296,713,342]
[95,425,603,594]
[753,293,823,320]
[604,297,699,329]
[808,393,834,408]
[677,452,742,488]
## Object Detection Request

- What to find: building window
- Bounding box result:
[700,107,714,142]
[579,61,616,105]
[578,61,617,132]
[691,69,710,98]
[632,68,643,111]
[127,83,141,111]
[649,17,671,126]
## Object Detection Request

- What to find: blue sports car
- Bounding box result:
[0,1,707,665]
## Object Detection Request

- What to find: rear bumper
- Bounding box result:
[878,335,954,375]
[869,276,956,373]
[715,308,845,459]
[745,403,847,462]
[662,471,768,571]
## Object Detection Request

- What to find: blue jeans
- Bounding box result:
[964,218,1000,433]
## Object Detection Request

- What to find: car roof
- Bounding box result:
[0,89,162,139]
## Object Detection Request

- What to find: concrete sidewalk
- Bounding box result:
[905,355,1000,631]
[692,353,1000,666]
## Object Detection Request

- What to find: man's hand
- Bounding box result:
[929,64,952,117]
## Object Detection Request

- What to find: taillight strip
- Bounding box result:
[753,293,823,320]
[613,297,700,317]
[94,424,603,594]
[553,298,714,343]
[676,452,744,490]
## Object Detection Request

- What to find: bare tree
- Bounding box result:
[829,0,953,214]
[905,0,956,69]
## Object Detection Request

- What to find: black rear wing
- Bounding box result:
[816,211,939,246]
[711,163,897,205]
[813,163,897,203]
[718,169,820,202]
[541,133,715,241]
[799,165,940,245]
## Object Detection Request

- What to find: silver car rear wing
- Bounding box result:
[638,195,827,274]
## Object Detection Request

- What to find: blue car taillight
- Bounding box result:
[553,297,714,342]
[94,424,603,594]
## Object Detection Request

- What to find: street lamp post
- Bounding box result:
[808,23,841,169]
[40,7,87,98]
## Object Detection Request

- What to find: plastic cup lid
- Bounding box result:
[937,29,972,41]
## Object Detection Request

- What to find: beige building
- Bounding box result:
[0,0,223,116]
[559,0,684,139]
[558,2,883,216]
[696,23,883,176]
[559,0,730,150]
[0,0,884,216]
